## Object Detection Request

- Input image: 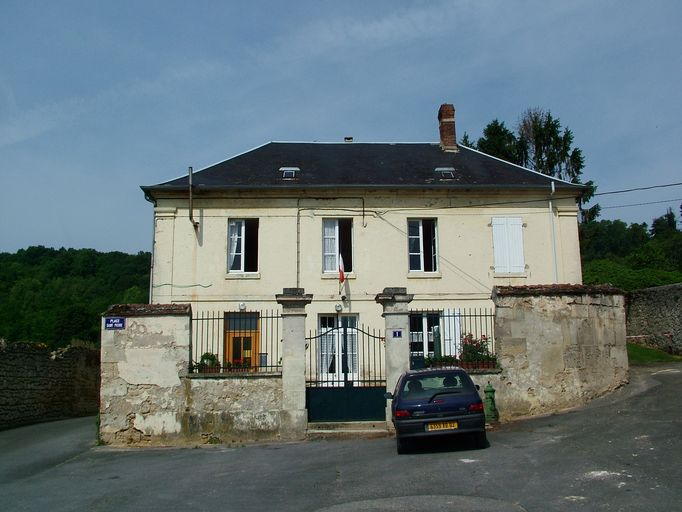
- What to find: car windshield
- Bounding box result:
[399,372,474,400]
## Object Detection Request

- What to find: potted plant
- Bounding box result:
[197,352,220,373]
[460,334,497,369]
[424,355,459,368]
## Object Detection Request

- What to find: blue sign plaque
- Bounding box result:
[392,329,402,339]
[105,317,126,330]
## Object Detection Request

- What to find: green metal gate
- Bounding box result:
[305,319,385,422]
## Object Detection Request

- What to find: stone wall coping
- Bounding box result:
[186,372,282,380]
[627,282,682,295]
[375,287,414,304]
[103,303,192,317]
[493,284,623,298]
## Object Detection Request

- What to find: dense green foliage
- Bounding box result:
[580,209,682,290]
[0,246,150,348]
[464,108,599,222]
[627,343,682,364]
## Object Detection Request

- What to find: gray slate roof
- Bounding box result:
[142,142,586,198]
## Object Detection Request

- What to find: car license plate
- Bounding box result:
[427,421,458,431]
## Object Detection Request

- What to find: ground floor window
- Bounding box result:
[409,312,440,356]
[319,314,358,377]
[223,312,260,368]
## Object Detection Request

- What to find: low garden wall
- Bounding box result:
[101,285,630,445]
[0,340,100,430]
[626,283,682,355]
[484,285,628,420]
[99,304,286,445]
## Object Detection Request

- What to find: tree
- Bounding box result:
[475,120,523,164]
[579,208,682,290]
[460,132,476,148]
[651,208,677,238]
[0,247,151,348]
[517,108,585,182]
[474,108,598,222]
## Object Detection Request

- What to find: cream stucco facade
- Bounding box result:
[149,188,582,333]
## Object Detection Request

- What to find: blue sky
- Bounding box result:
[1,0,681,254]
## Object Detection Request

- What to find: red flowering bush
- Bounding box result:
[460,333,495,363]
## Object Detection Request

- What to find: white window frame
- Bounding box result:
[408,219,438,272]
[227,219,258,273]
[492,216,525,274]
[322,219,339,273]
[322,218,352,274]
[318,314,359,384]
[409,312,441,356]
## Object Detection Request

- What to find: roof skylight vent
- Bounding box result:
[434,167,456,179]
[279,166,300,180]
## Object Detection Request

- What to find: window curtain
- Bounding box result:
[323,220,337,272]
[228,220,241,271]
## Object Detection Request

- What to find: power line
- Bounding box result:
[600,198,682,210]
[595,182,682,196]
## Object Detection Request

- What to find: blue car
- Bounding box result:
[385,367,487,454]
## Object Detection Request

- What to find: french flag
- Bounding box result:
[339,254,345,284]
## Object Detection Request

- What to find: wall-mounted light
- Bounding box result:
[335,303,343,312]
[239,302,246,311]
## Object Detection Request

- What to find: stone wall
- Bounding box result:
[100,304,287,445]
[626,283,682,355]
[183,376,284,444]
[485,285,628,420]
[0,341,100,430]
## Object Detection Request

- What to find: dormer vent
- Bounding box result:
[279,166,300,180]
[434,167,456,179]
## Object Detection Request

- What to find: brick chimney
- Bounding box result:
[438,103,457,152]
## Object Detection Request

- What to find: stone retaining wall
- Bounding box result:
[0,341,100,430]
[626,283,682,355]
[487,285,628,420]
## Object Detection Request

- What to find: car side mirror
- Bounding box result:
[383,392,394,400]
[475,384,480,391]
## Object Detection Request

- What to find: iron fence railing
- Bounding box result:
[409,307,495,360]
[191,310,282,374]
[305,324,385,387]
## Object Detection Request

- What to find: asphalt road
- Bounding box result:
[1,363,680,512]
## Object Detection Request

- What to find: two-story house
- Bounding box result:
[141,104,585,385]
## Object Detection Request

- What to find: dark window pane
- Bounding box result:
[244,219,259,272]
[338,218,353,272]
[423,219,436,271]
[232,338,242,360]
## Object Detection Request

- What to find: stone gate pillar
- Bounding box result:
[375,287,413,424]
[276,288,313,439]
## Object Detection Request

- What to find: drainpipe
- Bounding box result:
[188,166,199,230]
[549,181,559,283]
[296,198,301,288]
[144,191,158,304]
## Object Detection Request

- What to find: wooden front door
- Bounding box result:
[224,312,260,368]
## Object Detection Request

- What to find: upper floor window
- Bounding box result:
[323,219,353,274]
[408,219,438,272]
[228,219,259,272]
[492,217,525,274]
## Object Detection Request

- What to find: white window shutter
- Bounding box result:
[492,217,524,274]
[492,217,509,273]
[507,217,525,273]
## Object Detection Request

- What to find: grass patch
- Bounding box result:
[627,343,682,364]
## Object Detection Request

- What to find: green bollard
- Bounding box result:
[484,381,499,423]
